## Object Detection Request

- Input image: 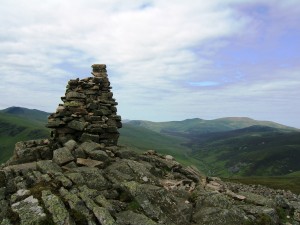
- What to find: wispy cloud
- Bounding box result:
[188,81,219,87]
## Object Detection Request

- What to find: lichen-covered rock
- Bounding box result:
[105,159,158,185]
[80,141,103,153]
[67,120,87,131]
[78,191,116,225]
[10,189,31,203]
[65,172,85,185]
[122,181,192,225]
[59,187,94,223]
[9,140,51,164]
[11,195,46,224]
[41,190,74,225]
[73,167,109,190]
[36,160,62,173]
[53,147,75,165]
[116,211,158,225]
[0,218,12,225]
[63,139,77,150]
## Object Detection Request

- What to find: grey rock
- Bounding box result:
[73,147,86,158]
[239,191,275,207]
[80,141,103,152]
[116,211,158,225]
[37,160,62,173]
[63,139,78,150]
[73,167,109,190]
[80,133,100,143]
[66,91,86,99]
[122,181,192,225]
[88,150,109,161]
[78,191,116,225]
[0,218,12,225]
[3,162,37,174]
[59,187,93,222]
[68,120,87,131]
[65,172,85,185]
[41,190,74,225]
[105,159,157,185]
[76,158,103,168]
[10,189,31,203]
[54,173,73,188]
[11,195,46,224]
[53,147,75,165]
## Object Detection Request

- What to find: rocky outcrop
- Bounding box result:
[1,64,299,225]
[1,143,300,225]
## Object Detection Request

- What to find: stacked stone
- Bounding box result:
[46,64,122,146]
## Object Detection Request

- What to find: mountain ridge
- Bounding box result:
[127,117,298,134]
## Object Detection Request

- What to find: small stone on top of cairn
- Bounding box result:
[91,64,107,78]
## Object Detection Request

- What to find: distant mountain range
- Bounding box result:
[122,118,300,177]
[126,117,297,134]
[1,107,300,179]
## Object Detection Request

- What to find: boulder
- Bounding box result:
[53,147,75,165]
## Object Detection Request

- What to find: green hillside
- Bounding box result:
[0,106,50,124]
[186,126,300,177]
[0,109,50,163]
[128,117,297,134]
[119,123,204,168]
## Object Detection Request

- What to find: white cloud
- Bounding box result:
[0,0,299,127]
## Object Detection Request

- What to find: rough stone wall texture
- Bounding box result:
[46,64,122,146]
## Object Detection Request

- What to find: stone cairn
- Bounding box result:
[46,64,122,146]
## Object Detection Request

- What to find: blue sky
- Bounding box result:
[0,0,300,128]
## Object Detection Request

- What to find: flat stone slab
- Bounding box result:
[76,158,103,168]
[37,160,62,173]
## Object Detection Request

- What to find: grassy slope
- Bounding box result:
[119,123,205,168]
[187,126,300,177]
[0,112,49,163]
